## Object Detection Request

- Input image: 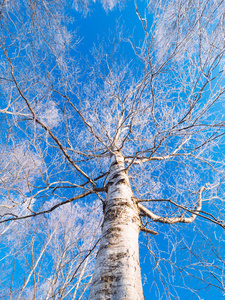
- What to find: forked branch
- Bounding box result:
[138,186,210,225]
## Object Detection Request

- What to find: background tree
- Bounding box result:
[0,0,225,299]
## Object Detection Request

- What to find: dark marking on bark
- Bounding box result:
[111,160,118,167]
[94,289,111,300]
[104,201,136,219]
[100,275,114,282]
[109,252,128,261]
[103,201,106,213]
[115,178,127,185]
[115,276,121,282]
[105,227,122,234]
[98,244,109,253]
[107,181,114,186]
[114,188,121,194]
[110,173,121,181]
[108,232,121,240]
[132,215,140,224]
[106,181,114,191]
[97,228,124,249]
[104,206,127,221]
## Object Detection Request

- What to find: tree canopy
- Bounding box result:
[0,0,225,299]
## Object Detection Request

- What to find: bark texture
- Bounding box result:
[89,152,144,300]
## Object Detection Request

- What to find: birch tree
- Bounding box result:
[1,0,225,299]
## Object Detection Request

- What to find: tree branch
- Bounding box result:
[140,227,158,235]
[138,186,214,225]
[0,191,93,224]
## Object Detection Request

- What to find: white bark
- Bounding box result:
[89,152,144,300]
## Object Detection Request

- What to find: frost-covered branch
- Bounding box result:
[138,186,225,228]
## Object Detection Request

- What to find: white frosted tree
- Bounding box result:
[0,0,225,299]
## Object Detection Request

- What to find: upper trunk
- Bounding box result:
[89,152,144,300]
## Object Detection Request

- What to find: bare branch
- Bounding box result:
[138,187,206,225]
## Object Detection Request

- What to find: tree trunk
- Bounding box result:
[89,152,144,300]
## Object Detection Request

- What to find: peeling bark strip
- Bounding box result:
[89,152,144,300]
